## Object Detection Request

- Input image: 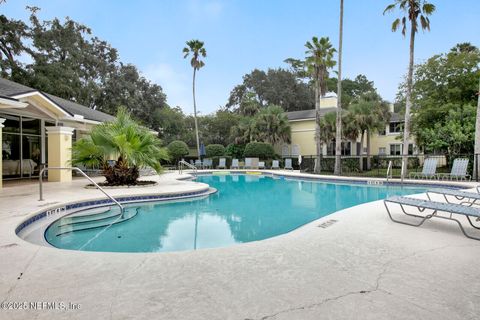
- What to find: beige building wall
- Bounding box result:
[46,127,74,182]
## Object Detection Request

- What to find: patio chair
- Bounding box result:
[203,158,213,169]
[195,159,203,169]
[437,158,470,181]
[244,158,253,169]
[384,196,480,240]
[258,161,265,169]
[426,188,480,207]
[217,158,227,169]
[271,160,280,170]
[409,158,438,179]
[284,158,293,170]
[250,158,259,169]
[231,159,240,169]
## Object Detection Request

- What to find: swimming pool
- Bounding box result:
[45,174,433,253]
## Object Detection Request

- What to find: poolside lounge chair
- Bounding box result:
[203,158,213,169]
[438,158,470,181]
[384,196,480,240]
[231,159,240,169]
[218,158,227,169]
[251,158,259,169]
[409,158,438,179]
[258,161,265,169]
[426,188,480,207]
[244,158,252,169]
[195,159,203,169]
[271,160,280,170]
[284,158,293,170]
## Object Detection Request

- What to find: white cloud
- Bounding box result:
[143,63,192,113]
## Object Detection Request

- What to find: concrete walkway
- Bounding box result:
[0,172,479,320]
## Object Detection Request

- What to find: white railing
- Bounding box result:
[178,160,197,177]
[39,167,124,216]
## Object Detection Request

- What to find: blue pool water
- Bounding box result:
[45,174,432,253]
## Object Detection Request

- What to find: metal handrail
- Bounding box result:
[39,167,124,216]
[386,160,393,182]
[178,160,197,177]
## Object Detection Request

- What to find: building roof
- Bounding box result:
[286,107,337,121]
[0,77,114,122]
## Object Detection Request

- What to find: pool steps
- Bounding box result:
[55,207,139,236]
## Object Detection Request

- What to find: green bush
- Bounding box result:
[167,140,189,163]
[205,144,225,157]
[243,142,275,159]
[225,144,245,159]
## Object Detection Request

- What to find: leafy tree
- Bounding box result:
[183,39,207,160]
[230,117,256,145]
[200,110,241,145]
[225,144,246,159]
[406,44,480,155]
[72,108,169,185]
[0,14,28,80]
[226,68,314,112]
[167,140,189,164]
[251,105,291,145]
[153,106,187,144]
[384,0,435,178]
[304,36,336,173]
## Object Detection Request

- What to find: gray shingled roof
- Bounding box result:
[0,77,114,122]
[287,107,337,120]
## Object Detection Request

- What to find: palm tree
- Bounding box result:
[183,39,207,160]
[304,37,337,173]
[384,0,435,180]
[334,0,344,175]
[72,107,169,185]
[252,105,291,145]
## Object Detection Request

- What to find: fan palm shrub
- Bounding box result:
[72,107,169,185]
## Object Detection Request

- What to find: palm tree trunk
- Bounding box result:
[366,129,371,170]
[314,76,322,174]
[401,21,415,181]
[192,68,201,160]
[474,78,480,180]
[334,0,344,176]
[359,130,365,172]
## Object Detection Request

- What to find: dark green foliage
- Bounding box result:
[167,140,189,163]
[205,144,225,157]
[243,142,275,159]
[225,144,245,159]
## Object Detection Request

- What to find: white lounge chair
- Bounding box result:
[244,158,253,169]
[271,160,280,170]
[258,161,265,169]
[409,158,437,179]
[384,196,480,240]
[438,158,470,181]
[195,159,203,169]
[231,159,239,169]
[203,158,213,169]
[250,158,259,169]
[217,158,227,169]
[284,158,293,170]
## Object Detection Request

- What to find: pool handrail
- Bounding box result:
[178,160,197,177]
[39,166,125,216]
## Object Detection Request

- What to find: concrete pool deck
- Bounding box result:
[1,171,479,319]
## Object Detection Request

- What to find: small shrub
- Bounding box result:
[167,140,189,163]
[225,144,245,159]
[243,142,275,159]
[205,144,225,157]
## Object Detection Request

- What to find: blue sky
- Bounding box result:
[2,0,479,115]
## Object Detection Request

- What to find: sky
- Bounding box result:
[2,0,479,116]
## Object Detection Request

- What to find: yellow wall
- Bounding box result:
[46,127,74,182]
[319,96,337,108]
